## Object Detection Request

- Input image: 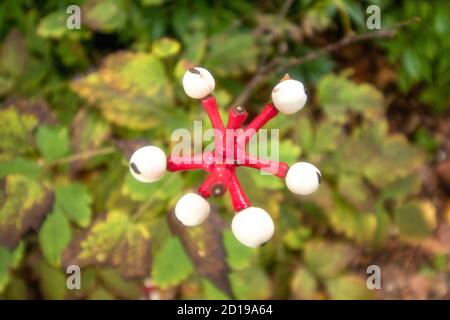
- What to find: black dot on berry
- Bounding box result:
[130,162,141,174]
[304,88,308,95]
[316,171,322,184]
[188,68,200,75]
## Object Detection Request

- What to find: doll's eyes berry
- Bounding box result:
[271,78,308,115]
[130,67,320,247]
[285,162,321,195]
[231,207,275,248]
[129,146,166,183]
[175,193,210,227]
[182,67,215,99]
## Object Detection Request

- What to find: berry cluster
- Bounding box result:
[129,67,321,247]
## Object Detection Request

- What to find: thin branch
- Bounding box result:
[234,17,420,106]
[45,146,115,167]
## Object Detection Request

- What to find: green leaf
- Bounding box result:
[0,242,26,294]
[71,52,173,130]
[63,211,151,279]
[36,126,71,161]
[37,260,68,299]
[39,208,72,267]
[63,211,128,266]
[304,240,355,279]
[97,268,141,299]
[83,0,127,33]
[1,29,28,78]
[330,121,424,188]
[168,209,232,296]
[202,278,230,300]
[295,117,314,154]
[230,267,271,299]
[37,11,68,39]
[290,267,318,299]
[152,237,193,288]
[55,183,92,227]
[312,119,343,154]
[279,140,301,165]
[0,157,41,179]
[223,230,255,270]
[325,274,373,300]
[0,175,54,249]
[70,109,110,172]
[0,247,12,293]
[329,198,377,243]
[0,108,37,156]
[282,227,312,250]
[152,38,181,58]
[317,73,384,123]
[108,223,151,279]
[403,50,421,81]
[204,33,258,77]
[122,171,182,202]
[395,201,436,239]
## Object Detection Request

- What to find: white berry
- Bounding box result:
[271,79,307,115]
[285,162,321,195]
[182,67,215,99]
[129,146,166,183]
[175,193,210,226]
[231,207,274,247]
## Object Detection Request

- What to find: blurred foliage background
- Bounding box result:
[0,0,449,300]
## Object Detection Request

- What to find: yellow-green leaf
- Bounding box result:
[317,73,384,123]
[304,240,355,279]
[395,201,436,239]
[0,175,53,249]
[152,38,181,58]
[71,52,173,130]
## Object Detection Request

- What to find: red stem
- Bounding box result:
[227,168,251,212]
[198,166,231,198]
[240,103,279,145]
[201,95,225,154]
[243,154,289,178]
[167,152,215,172]
[227,106,248,130]
[201,95,225,131]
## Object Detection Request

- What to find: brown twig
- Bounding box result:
[45,146,115,167]
[234,17,420,106]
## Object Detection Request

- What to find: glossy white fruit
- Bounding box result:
[129,146,166,183]
[285,162,321,195]
[175,193,210,226]
[231,207,274,247]
[182,67,215,99]
[271,79,307,115]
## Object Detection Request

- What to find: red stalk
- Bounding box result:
[227,168,251,212]
[240,103,278,145]
[243,154,289,178]
[227,105,248,130]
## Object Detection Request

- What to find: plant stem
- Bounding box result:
[45,146,116,167]
[233,17,421,106]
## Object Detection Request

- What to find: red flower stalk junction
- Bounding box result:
[129,67,321,247]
